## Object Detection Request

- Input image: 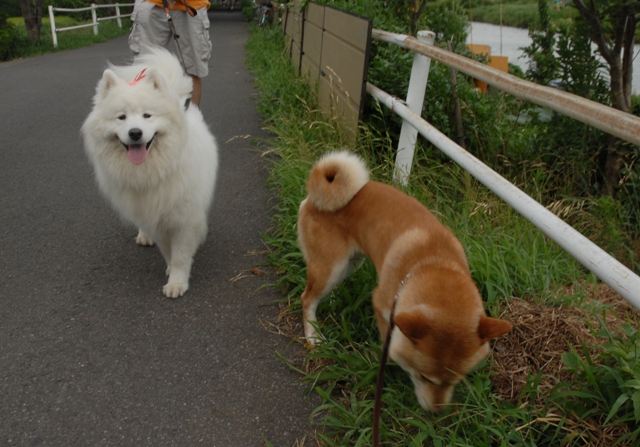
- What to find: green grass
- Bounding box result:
[466,0,640,42]
[248,24,640,446]
[468,0,572,28]
[4,15,130,61]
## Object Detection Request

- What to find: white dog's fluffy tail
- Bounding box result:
[306,151,370,213]
[109,47,192,103]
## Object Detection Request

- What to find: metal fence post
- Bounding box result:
[393,30,436,185]
[48,5,58,48]
[116,3,122,27]
[91,3,98,35]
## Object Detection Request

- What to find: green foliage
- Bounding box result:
[424,0,469,45]
[0,0,22,17]
[461,0,574,29]
[618,140,640,245]
[239,0,254,21]
[554,20,608,100]
[45,0,92,10]
[0,12,20,61]
[45,0,95,20]
[521,0,558,85]
[4,16,130,61]
[560,321,640,443]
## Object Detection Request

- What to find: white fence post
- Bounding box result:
[393,30,436,185]
[116,3,122,27]
[368,81,640,309]
[48,5,58,48]
[91,3,98,35]
[47,2,134,46]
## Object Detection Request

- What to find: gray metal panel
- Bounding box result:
[302,21,322,68]
[286,2,371,137]
[301,55,320,86]
[283,7,293,38]
[291,41,302,76]
[323,6,370,52]
[305,2,324,28]
[318,76,358,140]
[319,31,366,108]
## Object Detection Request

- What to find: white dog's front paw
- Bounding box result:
[135,230,154,246]
[162,281,188,298]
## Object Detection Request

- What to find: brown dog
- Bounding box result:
[297,151,512,411]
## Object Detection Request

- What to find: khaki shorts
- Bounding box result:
[129,1,212,78]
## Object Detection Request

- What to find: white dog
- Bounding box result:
[82,47,219,298]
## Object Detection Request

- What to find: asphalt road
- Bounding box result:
[0,11,319,447]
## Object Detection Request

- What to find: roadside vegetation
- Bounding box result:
[0,0,130,62]
[246,1,640,445]
[465,0,575,29]
[462,0,639,43]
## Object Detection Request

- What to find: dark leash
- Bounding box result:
[372,273,411,447]
[372,304,395,447]
[160,0,197,74]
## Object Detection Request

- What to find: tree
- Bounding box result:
[571,0,640,195]
[408,0,428,36]
[19,0,43,40]
[522,0,559,85]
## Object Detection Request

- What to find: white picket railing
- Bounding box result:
[368,29,640,310]
[48,2,134,47]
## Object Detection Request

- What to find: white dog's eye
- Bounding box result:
[143,113,152,119]
[118,114,126,121]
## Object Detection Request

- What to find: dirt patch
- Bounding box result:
[491,283,639,403]
[490,283,639,445]
[490,297,595,403]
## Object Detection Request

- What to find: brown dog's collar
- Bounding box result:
[389,272,412,329]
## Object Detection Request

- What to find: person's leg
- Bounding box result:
[129,1,172,55]
[191,75,202,107]
[171,7,211,104]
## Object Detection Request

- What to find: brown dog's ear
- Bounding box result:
[394,312,429,342]
[477,316,512,344]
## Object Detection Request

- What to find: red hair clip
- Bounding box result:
[129,68,148,86]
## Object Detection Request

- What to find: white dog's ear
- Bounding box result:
[96,69,122,101]
[143,67,169,94]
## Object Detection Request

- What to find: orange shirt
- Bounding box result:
[145,0,210,12]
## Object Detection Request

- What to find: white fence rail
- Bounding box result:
[48,2,134,48]
[369,29,640,310]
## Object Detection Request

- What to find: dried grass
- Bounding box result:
[491,282,639,404]
[491,282,639,446]
[491,297,597,403]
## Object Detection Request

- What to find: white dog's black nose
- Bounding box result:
[129,128,143,141]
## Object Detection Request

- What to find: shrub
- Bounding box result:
[0,13,19,61]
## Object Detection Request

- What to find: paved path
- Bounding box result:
[0,11,318,446]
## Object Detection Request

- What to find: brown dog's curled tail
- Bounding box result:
[306,151,370,213]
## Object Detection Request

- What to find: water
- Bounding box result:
[466,21,640,95]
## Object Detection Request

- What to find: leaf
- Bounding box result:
[561,351,581,370]
[633,391,640,422]
[409,431,428,447]
[604,394,629,425]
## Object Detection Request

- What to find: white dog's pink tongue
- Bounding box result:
[127,144,148,165]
